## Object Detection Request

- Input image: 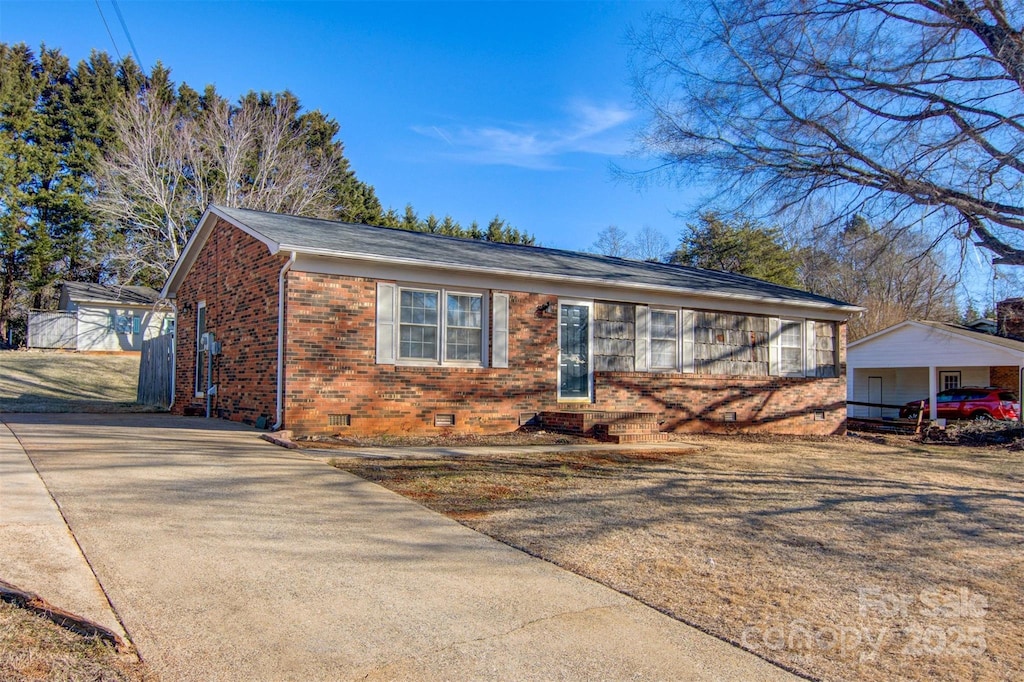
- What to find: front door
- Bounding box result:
[559,303,591,400]
[868,376,882,418]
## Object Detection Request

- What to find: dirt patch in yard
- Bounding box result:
[0,350,156,413]
[332,435,1023,682]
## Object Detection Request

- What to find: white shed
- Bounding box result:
[48,282,174,352]
[847,320,1024,420]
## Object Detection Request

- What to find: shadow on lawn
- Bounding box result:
[335,448,1024,571]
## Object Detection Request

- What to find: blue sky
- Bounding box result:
[0,0,696,252]
[0,0,1006,307]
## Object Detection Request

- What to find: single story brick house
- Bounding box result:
[161,205,860,438]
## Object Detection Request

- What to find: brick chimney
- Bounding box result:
[996,298,1024,340]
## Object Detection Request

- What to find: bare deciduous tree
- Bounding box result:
[631,1,1024,265]
[93,91,205,286]
[95,89,344,286]
[800,216,959,339]
[633,225,670,261]
[590,225,636,258]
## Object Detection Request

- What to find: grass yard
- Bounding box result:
[331,434,1023,682]
[0,602,149,682]
[0,350,151,412]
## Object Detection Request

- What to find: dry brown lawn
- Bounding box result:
[331,434,1023,682]
[0,350,151,412]
[0,602,149,681]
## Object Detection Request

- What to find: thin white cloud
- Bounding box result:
[413,101,634,170]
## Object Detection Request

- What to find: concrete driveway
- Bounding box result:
[3,413,795,681]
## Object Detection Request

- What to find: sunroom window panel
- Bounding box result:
[779,321,804,375]
[650,310,678,370]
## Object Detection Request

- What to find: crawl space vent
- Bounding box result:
[329,414,351,427]
[722,412,738,422]
[434,413,456,427]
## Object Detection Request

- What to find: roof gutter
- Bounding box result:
[273,251,297,431]
[282,245,864,315]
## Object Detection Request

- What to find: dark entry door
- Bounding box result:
[559,303,590,400]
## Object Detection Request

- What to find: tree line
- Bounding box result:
[0,43,532,341]
[591,212,958,341]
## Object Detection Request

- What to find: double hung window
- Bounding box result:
[445,294,483,361]
[397,287,483,364]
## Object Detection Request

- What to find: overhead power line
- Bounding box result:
[93,0,124,62]
[110,0,144,67]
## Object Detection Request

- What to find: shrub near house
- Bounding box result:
[161,205,859,436]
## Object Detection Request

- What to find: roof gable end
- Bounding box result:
[161,206,282,298]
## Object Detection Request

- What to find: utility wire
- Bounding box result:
[110,0,144,67]
[93,0,124,62]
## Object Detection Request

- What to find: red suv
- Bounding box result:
[899,387,1020,421]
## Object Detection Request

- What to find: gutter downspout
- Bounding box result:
[167,300,177,410]
[273,252,297,430]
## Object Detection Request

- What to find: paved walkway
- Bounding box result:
[1,413,796,681]
[0,420,125,641]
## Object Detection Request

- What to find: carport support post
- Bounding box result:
[929,366,938,422]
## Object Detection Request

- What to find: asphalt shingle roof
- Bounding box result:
[215,205,857,311]
[915,320,1024,353]
[63,282,160,306]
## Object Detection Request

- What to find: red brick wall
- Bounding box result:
[281,271,847,436]
[172,218,286,424]
[990,366,1019,392]
[997,298,1024,339]
[595,373,846,435]
[283,275,558,434]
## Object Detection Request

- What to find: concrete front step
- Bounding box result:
[539,411,659,436]
[591,423,667,443]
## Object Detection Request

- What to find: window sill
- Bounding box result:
[389,358,489,368]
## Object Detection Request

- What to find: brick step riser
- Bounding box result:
[597,424,664,433]
[596,433,672,444]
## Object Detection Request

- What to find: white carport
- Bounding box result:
[847,321,1024,421]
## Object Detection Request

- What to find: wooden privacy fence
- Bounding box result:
[137,333,174,408]
[27,311,76,349]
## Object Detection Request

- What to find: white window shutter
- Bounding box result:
[769,317,780,376]
[634,305,649,372]
[376,282,396,364]
[681,309,695,373]
[492,292,509,368]
[805,321,816,377]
